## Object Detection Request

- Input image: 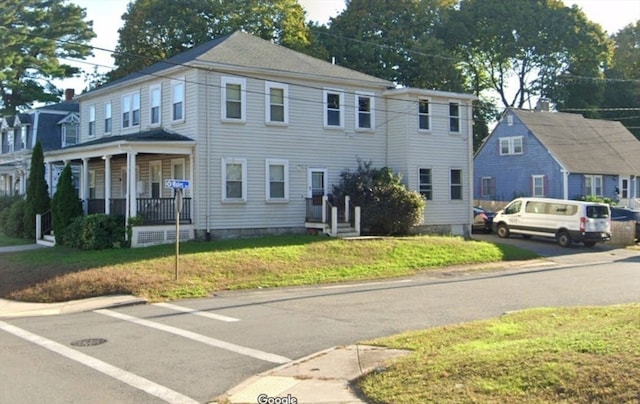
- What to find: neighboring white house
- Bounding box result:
[43,31,476,246]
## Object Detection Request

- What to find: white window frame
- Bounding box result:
[171,80,185,122]
[104,102,112,134]
[418,168,432,200]
[221,157,247,202]
[532,175,545,197]
[355,91,374,131]
[418,98,431,131]
[221,76,246,122]
[265,81,288,125]
[150,160,162,198]
[121,91,140,129]
[500,136,524,155]
[88,105,96,137]
[171,158,186,196]
[265,159,289,202]
[20,125,27,148]
[7,128,14,152]
[499,138,510,155]
[450,168,463,200]
[585,175,603,197]
[89,169,96,199]
[323,88,344,129]
[449,102,460,133]
[150,84,162,126]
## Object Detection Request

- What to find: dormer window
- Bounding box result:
[58,113,80,147]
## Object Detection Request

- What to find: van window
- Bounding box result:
[525,201,546,214]
[549,203,577,216]
[504,201,521,215]
[586,206,609,219]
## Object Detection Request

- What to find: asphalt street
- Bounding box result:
[1,241,639,403]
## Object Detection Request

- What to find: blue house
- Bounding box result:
[474,104,640,209]
[0,91,79,196]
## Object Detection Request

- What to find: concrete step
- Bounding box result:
[37,234,56,247]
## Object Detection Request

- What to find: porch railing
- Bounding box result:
[305,195,360,236]
[85,197,192,225]
[35,209,53,240]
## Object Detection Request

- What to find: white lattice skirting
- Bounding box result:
[132,225,195,247]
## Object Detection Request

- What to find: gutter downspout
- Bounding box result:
[466,101,474,239]
[562,169,570,200]
[206,70,211,240]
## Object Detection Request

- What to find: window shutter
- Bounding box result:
[543,175,549,197]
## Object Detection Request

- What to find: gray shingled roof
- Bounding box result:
[88,31,393,95]
[512,109,640,176]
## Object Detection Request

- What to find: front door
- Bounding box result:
[307,168,328,218]
[619,176,630,199]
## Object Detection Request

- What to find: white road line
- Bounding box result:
[0,320,198,404]
[320,279,413,289]
[153,302,240,322]
[95,309,290,364]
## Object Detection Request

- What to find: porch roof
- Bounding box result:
[44,128,195,162]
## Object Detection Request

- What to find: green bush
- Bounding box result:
[23,142,50,239]
[51,164,82,246]
[3,198,26,238]
[0,195,22,232]
[333,160,425,235]
[62,214,126,250]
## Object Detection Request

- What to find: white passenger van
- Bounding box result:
[492,197,611,247]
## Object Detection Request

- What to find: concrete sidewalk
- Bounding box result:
[214,344,410,404]
[0,295,147,318]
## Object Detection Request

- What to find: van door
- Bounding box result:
[584,205,611,234]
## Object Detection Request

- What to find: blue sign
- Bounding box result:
[165,179,191,189]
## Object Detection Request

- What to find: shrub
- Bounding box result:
[333,160,425,235]
[51,164,82,246]
[3,198,26,238]
[0,195,22,232]
[62,214,126,250]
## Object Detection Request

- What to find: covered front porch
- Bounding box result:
[43,129,197,247]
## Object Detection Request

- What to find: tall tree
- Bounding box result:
[601,21,640,140]
[23,142,50,239]
[0,0,95,114]
[320,0,464,90]
[109,0,311,81]
[51,164,82,246]
[450,0,610,109]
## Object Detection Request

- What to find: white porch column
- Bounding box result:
[82,158,89,213]
[127,151,138,218]
[104,155,112,214]
[562,170,569,200]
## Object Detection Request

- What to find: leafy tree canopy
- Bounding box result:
[0,0,95,114]
[448,0,611,109]
[109,0,311,81]
[319,0,464,91]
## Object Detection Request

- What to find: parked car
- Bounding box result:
[473,206,495,233]
[611,207,640,240]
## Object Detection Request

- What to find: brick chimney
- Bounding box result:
[64,88,75,101]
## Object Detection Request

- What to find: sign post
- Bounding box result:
[165,179,190,281]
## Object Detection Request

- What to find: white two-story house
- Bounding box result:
[43,31,475,246]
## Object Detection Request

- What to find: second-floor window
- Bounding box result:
[499,136,524,155]
[324,89,344,128]
[222,77,246,122]
[7,129,14,152]
[418,99,430,131]
[88,105,96,136]
[419,168,432,200]
[20,125,27,149]
[62,124,78,147]
[449,102,460,133]
[356,92,374,130]
[104,103,112,134]
[122,92,140,129]
[265,82,288,124]
[172,81,184,121]
[150,85,161,125]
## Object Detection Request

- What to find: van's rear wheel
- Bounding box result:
[557,231,572,248]
[496,224,510,238]
[583,241,596,247]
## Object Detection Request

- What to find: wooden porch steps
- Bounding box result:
[37,234,56,247]
[334,222,359,238]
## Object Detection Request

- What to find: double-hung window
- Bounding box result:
[89,170,96,199]
[222,158,247,201]
[222,77,246,122]
[356,92,374,130]
[88,105,96,136]
[266,159,289,201]
[122,92,140,128]
[532,175,545,197]
[150,85,161,125]
[418,99,430,131]
[499,136,524,155]
[172,80,184,121]
[450,169,463,200]
[324,89,344,128]
[449,102,460,133]
[7,129,14,152]
[104,102,112,134]
[265,82,288,124]
[585,175,603,197]
[20,126,27,149]
[419,168,432,200]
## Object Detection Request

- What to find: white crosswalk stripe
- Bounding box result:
[153,302,240,322]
